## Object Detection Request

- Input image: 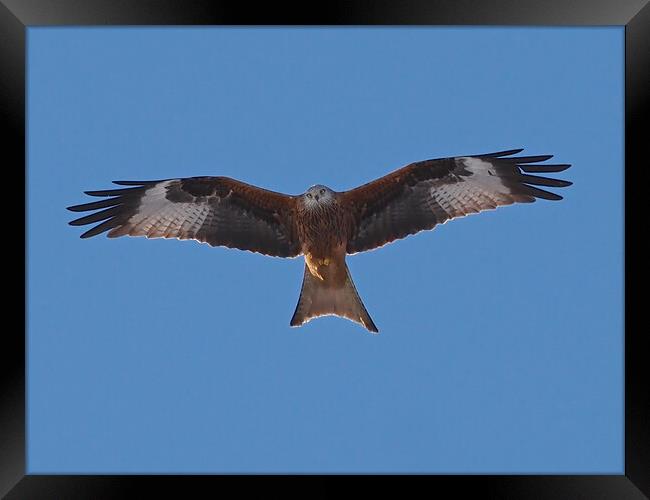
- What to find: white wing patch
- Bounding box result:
[430,158,517,221]
[457,157,514,195]
[107,180,212,240]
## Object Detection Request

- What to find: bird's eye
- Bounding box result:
[306,193,312,198]
[320,189,325,194]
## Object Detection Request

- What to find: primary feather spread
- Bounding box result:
[68,148,571,333]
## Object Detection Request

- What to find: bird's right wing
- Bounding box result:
[68,176,301,258]
[342,149,572,254]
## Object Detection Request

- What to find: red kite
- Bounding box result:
[68,149,571,333]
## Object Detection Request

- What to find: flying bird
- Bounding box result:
[67,149,571,333]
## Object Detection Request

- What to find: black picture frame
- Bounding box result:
[5,1,646,497]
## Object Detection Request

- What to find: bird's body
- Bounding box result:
[68,149,572,333]
[296,186,349,263]
[292,185,376,330]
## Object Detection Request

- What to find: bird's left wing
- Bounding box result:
[342,149,572,254]
[68,176,301,257]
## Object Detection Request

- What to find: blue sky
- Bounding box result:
[27,27,623,473]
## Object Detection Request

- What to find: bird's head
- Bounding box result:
[302,185,335,208]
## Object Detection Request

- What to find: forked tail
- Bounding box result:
[290,263,378,333]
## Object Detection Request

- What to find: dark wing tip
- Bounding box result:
[477,152,572,202]
[69,181,155,237]
[517,174,572,188]
[513,154,554,163]
[111,180,162,186]
[75,216,123,238]
[539,192,564,201]
[479,148,525,158]
[519,163,571,173]
[84,187,141,197]
[519,183,566,201]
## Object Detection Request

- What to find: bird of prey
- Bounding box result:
[68,148,571,333]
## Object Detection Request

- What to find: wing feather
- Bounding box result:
[68,176,300,257]
[343,149,572,254]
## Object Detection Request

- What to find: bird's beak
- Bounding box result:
[315,195,320,201]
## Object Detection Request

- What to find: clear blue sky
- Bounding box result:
[27,27,623,473]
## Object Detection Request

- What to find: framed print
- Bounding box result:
[4,0,647,497]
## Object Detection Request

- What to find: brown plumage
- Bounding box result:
[68,148,571,333]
